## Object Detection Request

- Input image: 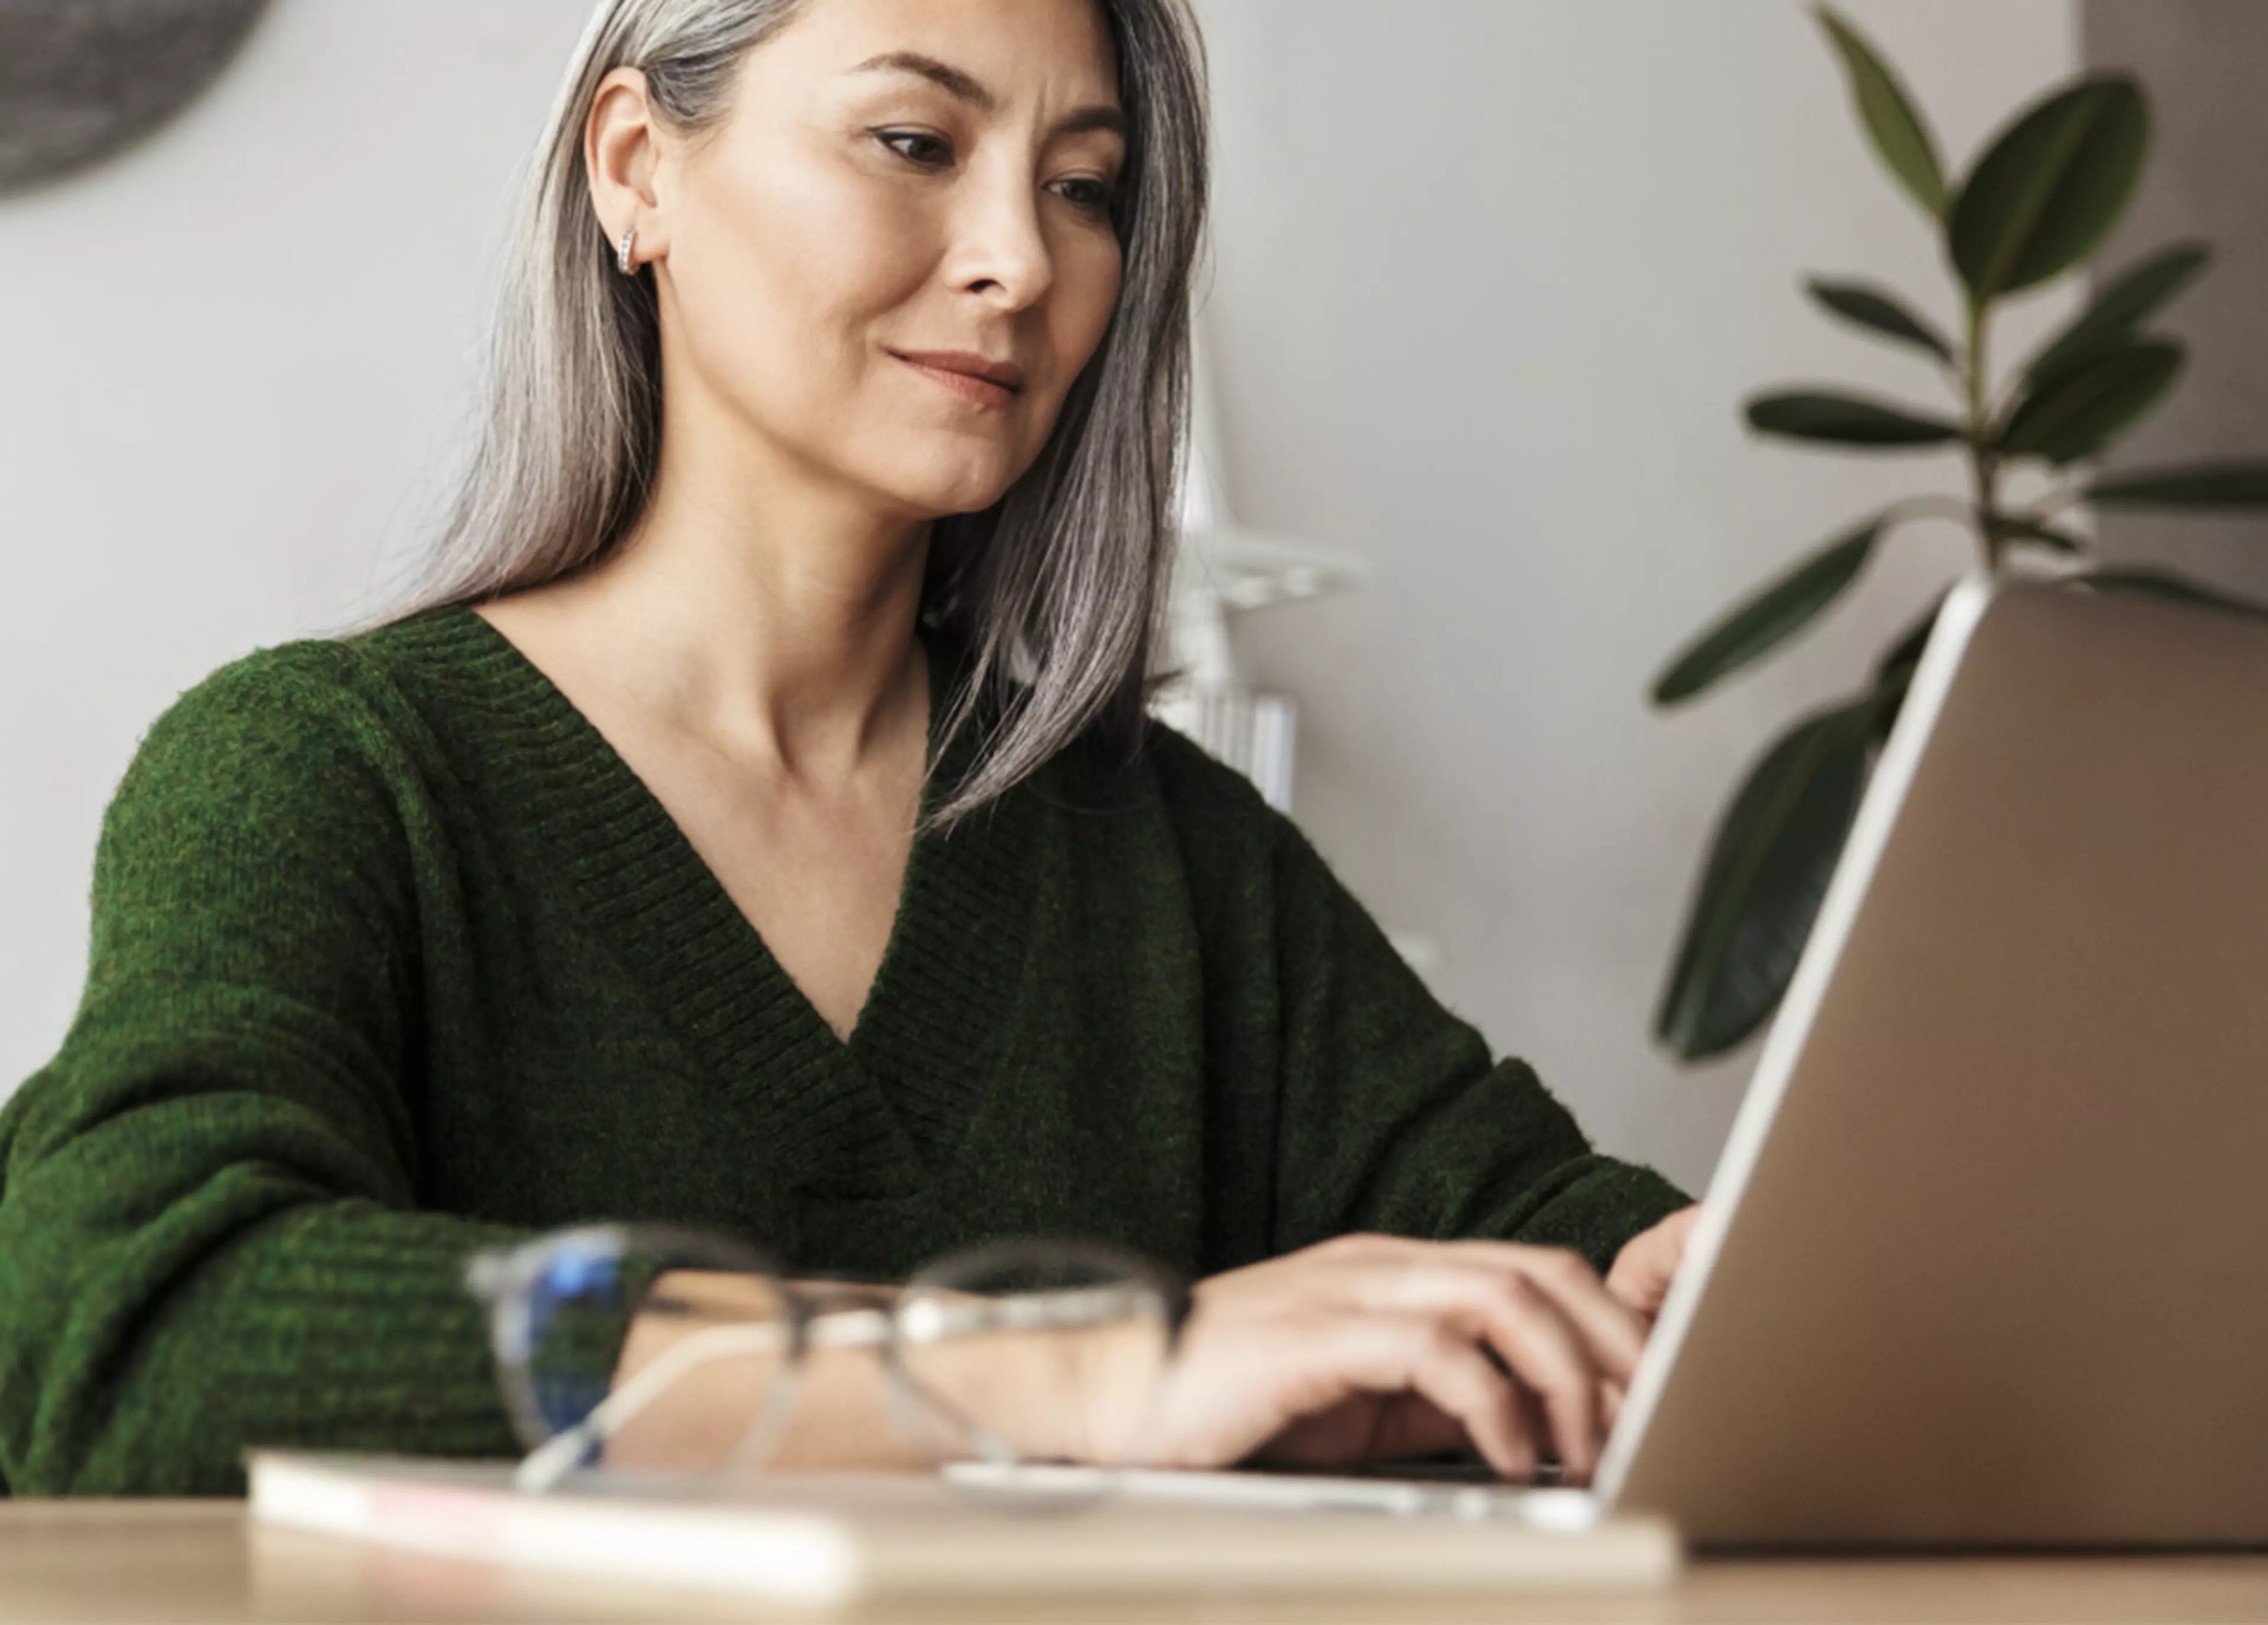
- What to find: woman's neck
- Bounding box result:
[494,427,935,787]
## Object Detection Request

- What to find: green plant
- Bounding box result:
[1648,6,2268,1063]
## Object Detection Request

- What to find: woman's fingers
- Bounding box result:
[1605,1205,1705,1323]
[1461,1271,1606,1479]
[1433,1240,1650,1383]
[1310,1312,1540,1479]
[1162,1304,1547,1478]
[1208,1234,1643,1367]
[1161,1232,1670,1483]
[1315,1238,1645,1395]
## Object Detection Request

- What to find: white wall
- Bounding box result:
[2,1,2077,1196]
[1,1,596,1087]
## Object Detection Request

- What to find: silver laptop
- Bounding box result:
[1595,570,2268,1546]
[968,573,2268,1546]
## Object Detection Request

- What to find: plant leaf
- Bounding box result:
[1948,76,2151,303]
[1868,680,1912,750]
[2025,241,2210,383]
[1996,340,2182,464]
[1868,594,1949,745]
[1651,517,1885,705]
[1656,699,1876,1060]
[1746,390,1966,448]
[2081,567,2268,621]
[1814,6,1948,216]
[1804,278,1956,363]
[1873,595,1947,687]
[2087,460,2268,508]
[1986,513,2088,553]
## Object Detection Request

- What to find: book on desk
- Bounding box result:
[247,1450,1680,1609]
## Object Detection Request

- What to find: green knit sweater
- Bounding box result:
[0,606,1687,1496]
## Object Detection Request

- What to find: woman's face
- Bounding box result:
[638,0,1128,523]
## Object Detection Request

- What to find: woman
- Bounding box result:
[0,0,1697,1497]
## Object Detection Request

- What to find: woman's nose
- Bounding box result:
[940,161,1057,311]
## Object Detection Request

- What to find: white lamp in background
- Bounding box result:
[1151,333,1367,811]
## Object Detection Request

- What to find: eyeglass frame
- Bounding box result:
[466,1222,1192,1493]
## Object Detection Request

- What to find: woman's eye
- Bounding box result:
[875,129,953,168]
[1051,177,1119,216]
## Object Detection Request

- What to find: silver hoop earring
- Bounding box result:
[615,226,637,276]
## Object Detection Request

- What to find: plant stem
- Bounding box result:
[1963,299,2000,569]
[1888,494,1984,528]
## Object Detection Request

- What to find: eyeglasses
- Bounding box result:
[466,1224,1189,1494]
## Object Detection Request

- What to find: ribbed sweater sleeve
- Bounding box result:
[1270,816,1690,1269]
[0,649,524,1495]
[1146,729,1691,1273]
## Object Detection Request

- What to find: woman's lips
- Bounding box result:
[891,350,1023,411]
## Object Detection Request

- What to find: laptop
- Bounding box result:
[1599,570,2268,1546]
[966,572,2268,1546]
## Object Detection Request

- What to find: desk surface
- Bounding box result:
[5,1502,2267,1624]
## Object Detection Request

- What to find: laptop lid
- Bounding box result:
[1595,575,2268,1546]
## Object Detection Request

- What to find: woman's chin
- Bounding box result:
[874,469,1020,524]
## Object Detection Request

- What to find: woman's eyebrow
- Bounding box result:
[851,51,995,110]
[848,50,1126,139]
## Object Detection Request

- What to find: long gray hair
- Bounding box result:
[400,0,1208,827]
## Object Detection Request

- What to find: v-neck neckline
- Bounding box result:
[409,603,1042,1195]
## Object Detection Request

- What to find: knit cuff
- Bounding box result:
[92,1205,546,1495]
[1508,1158,1695,1276]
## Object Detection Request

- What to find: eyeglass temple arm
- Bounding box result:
[513,1284,1158,1493]
[514,1306,894,1492]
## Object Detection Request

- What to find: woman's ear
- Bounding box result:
[586,66,671,269]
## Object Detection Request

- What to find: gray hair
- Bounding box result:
[402,0,1210,828]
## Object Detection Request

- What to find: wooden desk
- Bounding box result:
[4,1500,2267,1624]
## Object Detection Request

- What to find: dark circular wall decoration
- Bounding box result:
[0,0,271,196]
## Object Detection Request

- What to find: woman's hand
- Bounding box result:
[612,1220,1705,1484]
[1134,1232,1651,1484]
[1604,1204,1704,1326]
